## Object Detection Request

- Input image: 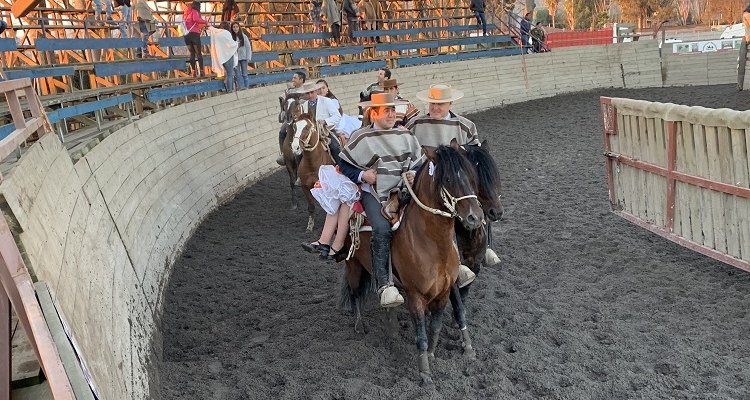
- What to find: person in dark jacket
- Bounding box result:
[222,0,239,22]
[343,0,359,44]
[520,12,532,53]
[470,0,487,36]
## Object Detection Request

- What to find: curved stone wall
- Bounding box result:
[0,40,734,398]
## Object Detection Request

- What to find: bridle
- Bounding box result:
[401,170,477,220]
[291,116,336,163]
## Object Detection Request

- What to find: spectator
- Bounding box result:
[310,0,323,33]
[379,78,418,127]
[93,0,113,22]
[520,12,532,53]
[531,22,546,53]
[322,0,342,44]
[183,0,209,77]
[133,0,155,58]
[0,20,6,34]
[316,79,342,114]
[114,0,132,38]
[209,22,238,92]
[276,72,307,166]
[222,0,239,22]
[232,21,251,90]
[370,0,383,43]
[359,67,389,114]
[469,0,487,36]
[342,0,359,44]
[359,0,376,43]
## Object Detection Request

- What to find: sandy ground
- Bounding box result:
[160,84,750,399]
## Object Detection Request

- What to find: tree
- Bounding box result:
[615,0,674,29]
[543,0,560,28]
[673,0,691,25]
[705,0,745,24]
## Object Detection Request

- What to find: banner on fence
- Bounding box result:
[673,38,742,54]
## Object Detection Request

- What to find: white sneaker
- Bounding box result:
[457,264,476,288]
[378,286,404,307]
[483,248,501,268]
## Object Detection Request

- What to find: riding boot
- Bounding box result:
[276,124,287,166]
[328,134,341,164]
[371,234,403,307]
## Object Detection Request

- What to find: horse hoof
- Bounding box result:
[419,373,435,389]
[464,346,477,360]
[354,320,367,334]
[290,203,298,211]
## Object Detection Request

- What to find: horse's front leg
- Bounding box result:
[427,305,445,358]
[301,185,316,232]
[409,302,434,389]
[450,284,476,359]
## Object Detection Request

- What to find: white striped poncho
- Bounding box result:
[339,125,425,203]
[405,112,479,148]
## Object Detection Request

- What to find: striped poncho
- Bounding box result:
[339,126,424,203]
[405,112,479,148]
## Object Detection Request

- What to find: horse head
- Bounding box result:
[417,139,484,231]
[290,113,329,157]
[282,93,303,124]
[461,140,504,222]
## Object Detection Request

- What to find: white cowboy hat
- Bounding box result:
[294,81,324,94]
[357,92,408,108]
[415,84,464,103]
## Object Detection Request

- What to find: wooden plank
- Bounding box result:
[246,72,295,86]
[620,114,634,215]
[293,46,365,59]
[250,52,280,63]
[319,60,387,76]
[611,113,625,210]
[636,116,649,222]
[454,48,523,60]
[353,24,497,38]
[731,128,750,261]
[35,38,144,51]
[0,295,8,400]
[376,35,513,52]
[11,0,43,18]
[261,32,332,42]
[93,59,186,76]
[1,67,75,81]
[652,118,666,227]
[739,40,747,91]
[157,36,211,48]
[717,127,740,258]
[146,80,224,102]
[705,126,726,254]
[0,119,44,161]
[0,39,17,52]
[34,282,95,400]
[46,94,133,124]
[693,123,714,248]
[673,122,687,237]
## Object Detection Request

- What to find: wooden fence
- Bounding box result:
[601,96,750,271]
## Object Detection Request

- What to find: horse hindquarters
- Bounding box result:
[339,235,375,334]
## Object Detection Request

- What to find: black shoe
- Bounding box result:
[321,246,348,260]
[302,242,329,254]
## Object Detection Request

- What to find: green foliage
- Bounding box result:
[535,9,552,25]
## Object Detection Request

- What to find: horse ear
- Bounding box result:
[449,138,460,149]
[422,145,438,161]
[481,139,489,148]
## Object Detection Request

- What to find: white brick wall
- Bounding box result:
[0,40,735,399]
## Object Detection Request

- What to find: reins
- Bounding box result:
[401,171,477,219]
[298,118,336,164]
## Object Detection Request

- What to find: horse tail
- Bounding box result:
[338,272,354,311]
[337,263,377,311]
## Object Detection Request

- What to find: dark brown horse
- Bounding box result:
[288,111,336,232]
[447,140,504,358]
[280,93,304,210]
[339,140,484,388]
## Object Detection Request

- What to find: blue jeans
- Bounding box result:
[93,0,113,20]
[223,59,235,92]
[118,5,131,38]
[136,20,150,57]
[234,59,248,90]
[474,11,487,34]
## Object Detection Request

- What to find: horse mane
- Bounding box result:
[404,145,477,209]
[464,144,501,197]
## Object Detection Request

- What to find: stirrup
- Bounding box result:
[377,285,404,308]
[457,264,476,288]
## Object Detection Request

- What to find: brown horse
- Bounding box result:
[447,140,504,358]
[288,111,336,232]
[280,93,304,210]
[339,140,484,388]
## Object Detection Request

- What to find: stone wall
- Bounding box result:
[0,40,735,399]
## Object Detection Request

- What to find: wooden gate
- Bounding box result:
[601,96,750,271]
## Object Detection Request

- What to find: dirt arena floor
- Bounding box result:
[160,84,750,399]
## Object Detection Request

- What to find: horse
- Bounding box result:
[288,110,336,232]
[338,140,484,388]
[280,92,304,210]
[446,140,504,358]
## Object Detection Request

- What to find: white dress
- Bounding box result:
[311,165,360,215]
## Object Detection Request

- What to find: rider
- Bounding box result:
[407,83,501,275]
[295,81,343,162]
[378,78,419,127]
[276,71,307,166]
[338,92,422,308]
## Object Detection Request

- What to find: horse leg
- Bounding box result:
[409,302,434,389]
[427,307,445,358]
[383,308,398,339]
[450,284,476,359]
[302,186,316,233]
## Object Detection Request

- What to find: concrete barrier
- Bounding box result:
[0,40,734,398]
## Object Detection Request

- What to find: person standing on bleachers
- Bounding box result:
[209,22,239,93]
[231,21,252,90]
[222,0,240,22]
[113,0,132,38]
[469,0,487,36]
[183,1,209,77]
[343,0,360,44]
[520,12,532,53]
[133,0,155,58]
[322,0,342,44]
[93,0,113,23]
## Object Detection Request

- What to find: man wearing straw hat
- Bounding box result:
[295,80,343,161]
[407,83,501,270]
[338,92,422,308]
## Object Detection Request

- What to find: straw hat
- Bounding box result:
[294,81,324,94]
[378,79,400,90]
[415,84,464,103]
[358,93,408,108]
